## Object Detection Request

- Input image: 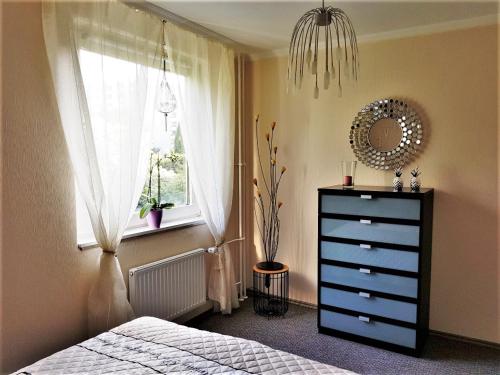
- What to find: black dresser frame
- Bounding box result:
[317,185,434,356]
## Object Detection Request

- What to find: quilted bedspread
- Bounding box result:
[15,317,355,374]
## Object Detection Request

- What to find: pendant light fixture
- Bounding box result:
[288,0,359,99]
[158,20,177,131]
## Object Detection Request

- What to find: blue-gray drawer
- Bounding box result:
[321,194,420,220]
[321,241,419,272]
[321,218,420,246]
[321,264,418,298]
[321,287,417,323]
[320,310,416,348]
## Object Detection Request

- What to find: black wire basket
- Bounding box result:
[253,264,289,317]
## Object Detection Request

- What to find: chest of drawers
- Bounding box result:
[318,185,434,356]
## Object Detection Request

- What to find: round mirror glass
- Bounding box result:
[368,119,402,152]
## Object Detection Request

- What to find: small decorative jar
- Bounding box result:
[410,167,422,192]
[393,167,403,191]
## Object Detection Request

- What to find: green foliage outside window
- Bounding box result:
[137,126,188,210]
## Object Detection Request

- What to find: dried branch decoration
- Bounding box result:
[253,116,286,265]
[287,0,359,98]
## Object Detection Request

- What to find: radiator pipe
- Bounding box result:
[237,53,247,301]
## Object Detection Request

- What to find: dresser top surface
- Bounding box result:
[318,185,433,195]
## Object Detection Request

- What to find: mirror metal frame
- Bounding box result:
[349,98,423,170]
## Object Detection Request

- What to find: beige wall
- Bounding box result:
[0,3,221,373]
[1,2,498,373]
[248,25,499,343]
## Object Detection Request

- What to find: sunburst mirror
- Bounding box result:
[349,98,424,170]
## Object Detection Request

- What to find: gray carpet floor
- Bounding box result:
[188,299,500,375]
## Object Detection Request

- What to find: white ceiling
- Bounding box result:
[153,1,498,52]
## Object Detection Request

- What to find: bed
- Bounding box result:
[16,317,355,374]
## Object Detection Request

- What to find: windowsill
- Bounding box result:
[78,216,205,250]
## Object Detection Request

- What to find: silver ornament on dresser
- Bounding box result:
[410,167,422,192]
[393,167,404,191]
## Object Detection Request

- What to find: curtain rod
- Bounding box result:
[124,1,247,53]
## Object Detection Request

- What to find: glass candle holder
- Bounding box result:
[341,161,357,189]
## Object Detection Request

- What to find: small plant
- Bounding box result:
[140,148,174,219]
[410,167,421,178]
[394,167,403,177]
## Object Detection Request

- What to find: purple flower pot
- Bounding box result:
[146,209,163,229]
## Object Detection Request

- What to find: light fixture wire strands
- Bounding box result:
[287,0,359,98]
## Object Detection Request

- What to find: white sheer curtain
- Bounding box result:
[165,22,239,314]
[42,1,161,335]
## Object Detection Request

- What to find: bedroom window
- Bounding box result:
[76,50,201,247]
[126,109,201,230]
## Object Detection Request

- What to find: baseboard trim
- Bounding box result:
[174,300,213,325]
[428,330,500,350]
[288,297,318,309]
[245,288,318,309]
[245,288,499,349]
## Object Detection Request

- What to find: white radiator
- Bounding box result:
[129,248,206,321]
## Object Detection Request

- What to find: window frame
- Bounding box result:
[127,182,201,230]
[76,180,203,249]
[75,47,203,248]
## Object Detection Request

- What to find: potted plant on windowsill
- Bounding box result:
[140,148,174,229]
[253,116,287,271]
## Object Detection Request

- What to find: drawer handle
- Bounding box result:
[359,268,372,274]
[359,292,371,298]
[360,194,372,200]
[358,316,371,323]
[360,243,372,249]
[360,219,372,224]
